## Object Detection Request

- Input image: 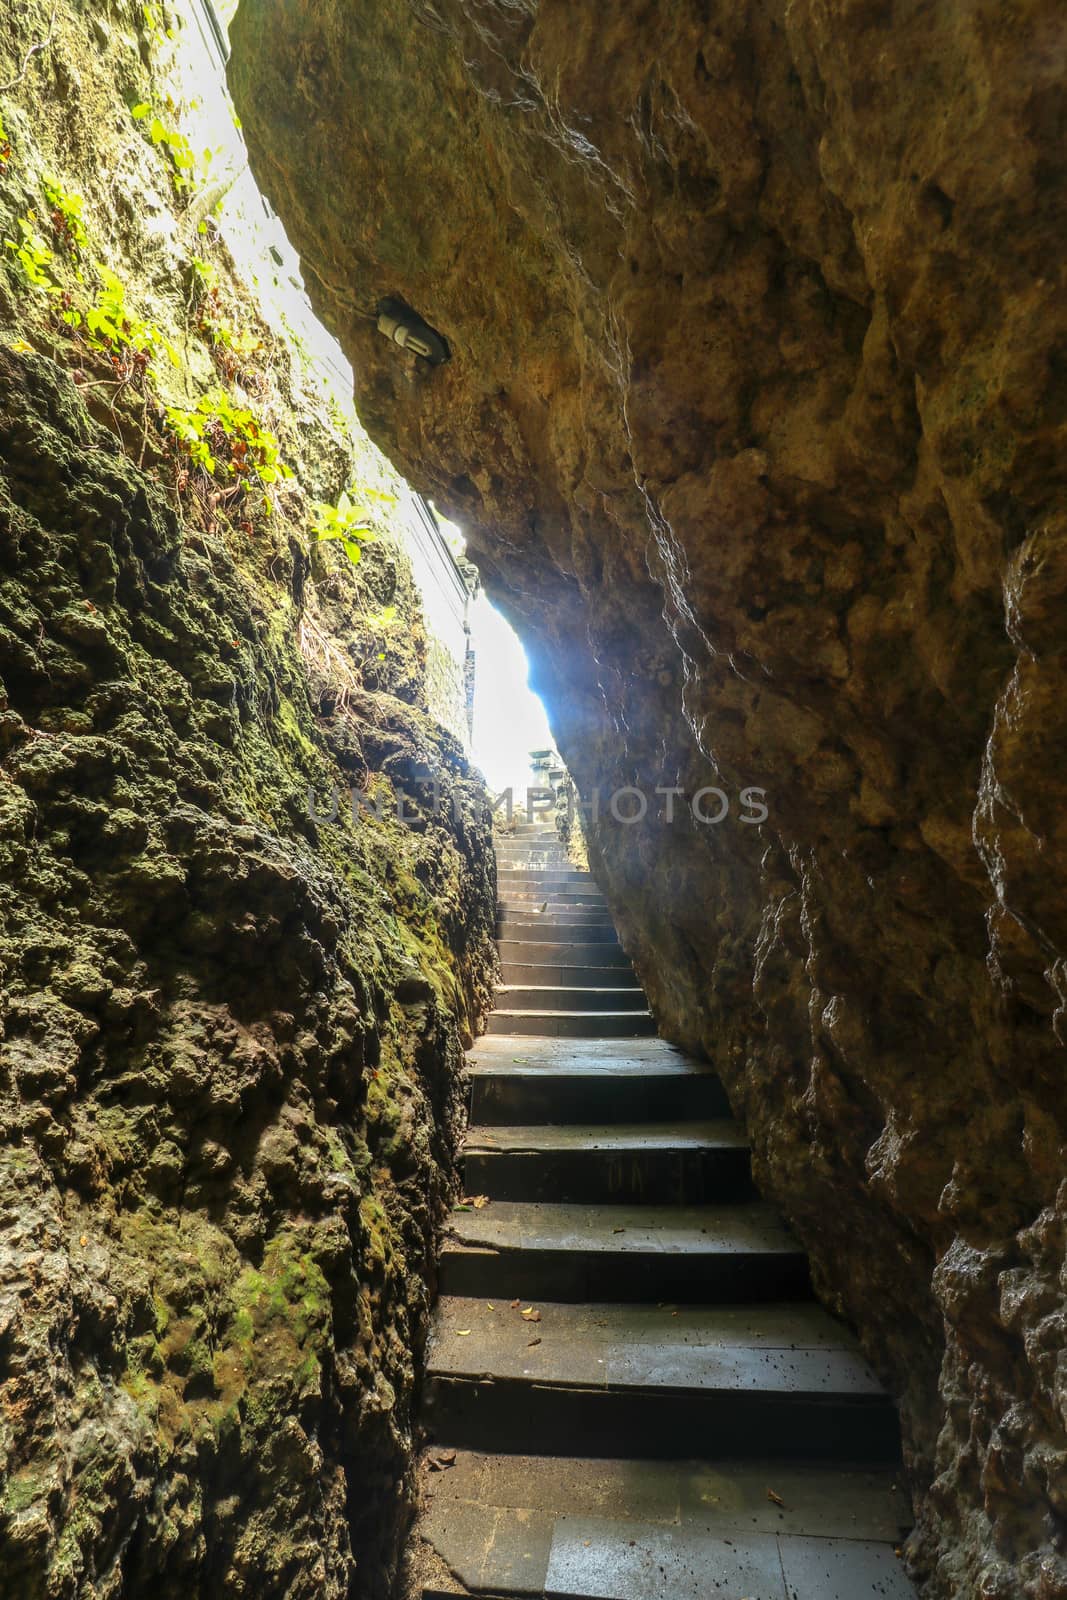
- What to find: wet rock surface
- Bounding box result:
[0,1,497,1589]
[0,347,494,1600]
[231,3,1067,1593]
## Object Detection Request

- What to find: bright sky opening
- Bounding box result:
[468,592,555,796]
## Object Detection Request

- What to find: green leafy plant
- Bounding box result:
[43,177,87,254]
[165,389,291,495]
[140,3,176,45]
[190,254,217,292]
[165,402,217,475]
[190,257,263,374]
[310,488,395,567]
[75,264,179,371]
[4,215,60,293]
[131,100,205,194]
[326,395,352,436]
[0,111,11,165]
[366,603,398,659]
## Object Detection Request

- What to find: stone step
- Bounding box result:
[497,867,594,882]
[415,1450,915,1599]
[468,1059,729,1125]
[499,870,591,883]
[495,841,567,853]
[487,1009,656,1038]
[498,917,619,940]
[424,1298,902,1464]
[495,842,568,854]
[468,1036,707,1069]
[499,890,606,907]
[463,1121,751,1202]
[497,928,621,951]
[495,856,571,870]
[499,960,635,985]
[499,906,612,922]
[495,839,560,851]
[497,937,625,963]
[497,907,608,920]
[498,897,603,909]
[495,984,648,1013]
[440,1200,810,1302]
[498,866,598,880]
[499,908,609,922]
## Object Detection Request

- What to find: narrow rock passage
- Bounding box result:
[409,825,918,1598]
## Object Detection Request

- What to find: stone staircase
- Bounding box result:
[409,824,917,1599]
[490,830,654,1040]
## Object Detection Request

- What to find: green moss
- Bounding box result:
[51,1454,115,1582]
[230,1230,331,1353]
[120,1364,154,1406]
[275,692,319,763]
[323,1124,355,1174]
[152,1295,169,1338]
[366,1071,404,1139]
[359,1193,399,1268]
[3,1466,49,1515]
[183,1336,215,1380]
[0,7,494,1583]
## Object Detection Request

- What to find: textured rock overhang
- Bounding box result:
[230,3,1067,1594]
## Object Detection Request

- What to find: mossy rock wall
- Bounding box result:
[0,4,496,1596]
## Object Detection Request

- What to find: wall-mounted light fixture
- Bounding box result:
[376,298,450,366]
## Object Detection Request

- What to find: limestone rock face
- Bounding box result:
[0,1,497,1591]
[231,2,1067,1591]
[0,348,495,1600]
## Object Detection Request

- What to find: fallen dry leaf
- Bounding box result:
[767,1489,786,1508]
[456,1329,472,1336]
[527,1337,542,1347]
[520,1308,541,1323]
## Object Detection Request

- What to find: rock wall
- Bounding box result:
[0,3,496,1595]
[230,2,1067,1594]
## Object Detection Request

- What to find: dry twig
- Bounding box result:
[0,7,58,94]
